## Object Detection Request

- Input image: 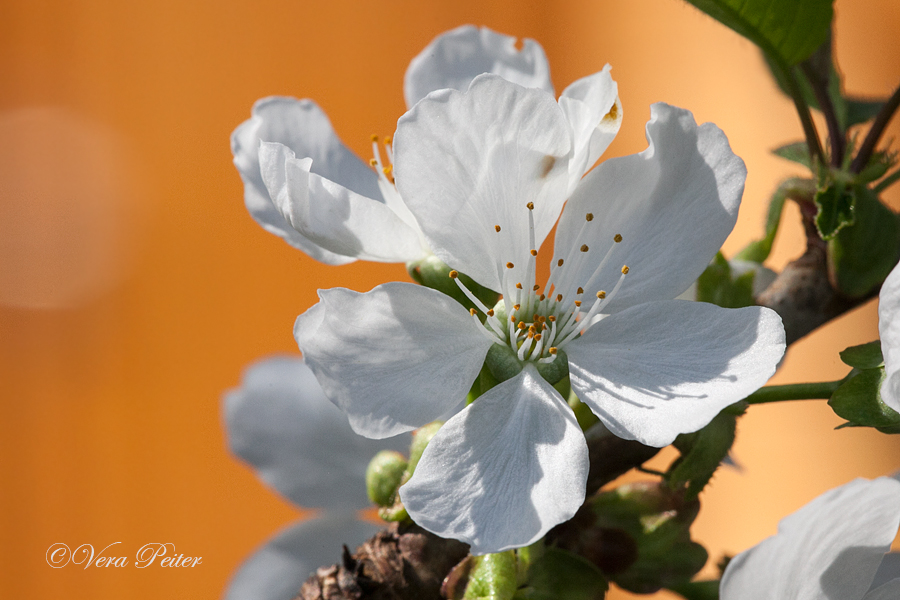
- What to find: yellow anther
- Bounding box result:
[585,213,594,221]
[530,249,538,257]
[537,315,546,323]
[382,165,393,176]
[614,233,623,243]
[487,309,495,317]
[495,225,501,232]
[622,265,630,275]
[533,284,540,291]
[556,294,563,302]
[557,259,564,267]
[370,134,379,142]
[574,300,582,307]
[597,290,607,299]
[549,347,558,355]
[580,244,589,252]
[532,314,539,322]
[518,322,527,330]
[526,202,535,210]
[527,332,534,339]
[513,304,521,311]
[534,333,542,341]
[511,315,517,322]
[577,287,584,295]
[369,158,378,167]
[470,308,477,316]
[506,262,515,269]
[542,322,548,330]
[548,315,557,322]
[384,136,392,145]
[516,283,523,290]
[449,270,459,279]
[539,294,546,301]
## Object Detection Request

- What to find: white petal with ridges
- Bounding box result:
[294,283,493,439]
[720,477,900,600]
[567,301,785,447]
[395,75,572,291]
[399,365,588,555]
[879,261,900,413]
[553,103,746,310]
[404,25,554,109]
[231,97,381,264]
[259,142,425,263]
[223,356,406,510]
[558,66,621,194]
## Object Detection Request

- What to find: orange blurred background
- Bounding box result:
[1,0,899,598]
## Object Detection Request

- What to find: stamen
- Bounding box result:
[586,213,594,221]
[534,333,542,341]
[516,283,523,290]
[487,309,495,317]
[597,290,607,299]
[369,158,377,167]
[549,347,558,355]
[530,249,538,256]
[539,294,545,301]
[533,284,540,291]
[574,300,582,307]
[557,259,564,267]
[518,322,527,330]
[384,136,392,145]
[506,262,515,269]
[614,233,623,243]
[449,270,458,279]
[495,225,501,232]
[580,244,589,252]
[556,294,563,302]
[513,304,521,311]
[579,234,626,297]
[526,202,534,210]
[370,134,379,142]
[622,265,630,274]
[548,315,556,322]
[470,308,477,316]
[577,287,584,295]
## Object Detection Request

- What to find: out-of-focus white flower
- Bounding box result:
[221,356,406,600]
[720,476,900,600]
[231,25,560,265]
[879,261,900,413]
[293,73,785,554]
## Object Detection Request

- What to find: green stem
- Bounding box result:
[744,380,843,405]
[774,58,826,171]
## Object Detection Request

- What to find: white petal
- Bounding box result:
[294,283,494,439]
[567,300,785,447]
[403,25,554,109]
[399,365,588,555]
[223,356,408,509]
[879,261,900,413]
[553,103,746,310]
[869,553,900,592]
[258,142,424,262]
[223,514,381,600]
[231,97,382,264]
[395,75,572,291]
[720,477,900,600]
[558,66,622,194]
[863,580,900,600]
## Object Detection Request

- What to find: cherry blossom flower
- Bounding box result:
[230,25,564,265]
[879,261,900,413]
[720,476,900,600]
[292,73,786,554]
[221,356,407,600]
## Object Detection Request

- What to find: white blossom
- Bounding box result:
[879,261,900,413]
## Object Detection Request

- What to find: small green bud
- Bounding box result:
[407,421,443,476]
[407,256,499,311]
[365,450,408,507]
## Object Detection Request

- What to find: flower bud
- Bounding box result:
[365,450,408,507]
[406,255,499,311]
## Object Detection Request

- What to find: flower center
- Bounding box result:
[451,202,630,365]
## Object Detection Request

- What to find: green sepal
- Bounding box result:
[814,182,855,240]
[484,343,569,386]
[462,551,518,600]
[772,141,812,169]
[696,253,755,308]
[407,255,499,312]
[736,178,812,263]
[828,369,900,429]
[514,547,609,600]
[856,150,896,185]
[376,421,443,522]
[839,341,884,370]
[365,450,408,507]
[668,405,743,500]
[683,0,833,66]
[828,185,900,298]
[569,395,600,432]
[667,580,720,600]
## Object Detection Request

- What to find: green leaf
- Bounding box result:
[696,253,756,308]
[814,183,855,240]
[736,178,813,263]
[684,0,833,65]
[668,580,720,600]
[668,406,742,499]
[846,97,887,127]
[839,341,884,370]
[515,547,608,600]
[772,142,812,169]
[464,551,518,600]
[829,369,900,428]
[828,185,900,298]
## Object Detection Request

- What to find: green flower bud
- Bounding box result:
[407,255,499,311]
[365,450,408,507]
